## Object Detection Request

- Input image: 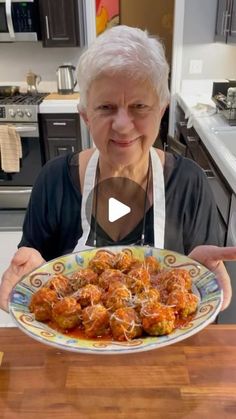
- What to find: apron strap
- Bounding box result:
[150,147,165,249]
[74,149,99,251]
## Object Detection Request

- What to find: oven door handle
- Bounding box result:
[0,189,32,194]
[6,0,15,39]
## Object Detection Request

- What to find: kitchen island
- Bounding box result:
[0,325,236,418]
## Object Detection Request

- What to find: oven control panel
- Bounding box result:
[0,105,38,122]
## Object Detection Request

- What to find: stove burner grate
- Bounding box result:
[0,93,47,106]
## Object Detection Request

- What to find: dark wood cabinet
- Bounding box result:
[228,0,236,42]
[40,113,82,160]
[39,0,84,47]
[215,0,236,43]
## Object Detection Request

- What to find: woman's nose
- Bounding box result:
[112,108,134,133]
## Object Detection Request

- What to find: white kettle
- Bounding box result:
[57,64,77,94]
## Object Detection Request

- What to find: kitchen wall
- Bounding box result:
[120,0,174,65]
[0,42,83,87]
[182,0,236,80]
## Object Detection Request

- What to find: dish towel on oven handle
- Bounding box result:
[73,146,166,252]
[0,125,22,172]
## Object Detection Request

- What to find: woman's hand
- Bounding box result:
[0,247,45,312]
[189,245,236,311]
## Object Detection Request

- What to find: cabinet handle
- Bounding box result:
[58,148,68,151]
[45,16,50,39]
[0,188,32,194]
[53,122,67,126]
[221,11,226,35]
[224,12,231,34]
[187,136,197,142]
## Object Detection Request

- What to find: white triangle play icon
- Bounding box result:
[108,197,131,222]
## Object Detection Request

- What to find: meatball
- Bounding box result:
[52,296,82,329]
[98,269,126,291]
[167,289,198,318]
[157,269,192,292]
[135,287,160,312]
[103,283,132,312]
[82,304,110,338]
[29,287,58,322]
[70,268,98,290]
[141,301,175,336]
[47,274,72,296]
[88,250,115,274]
[126,267,150,294]
[75,284,102,308]
[110,307,142,341]
[144,256,161,274]
[114,249,134,272]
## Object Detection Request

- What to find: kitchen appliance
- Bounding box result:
[212,81,236,125]
[0,0,41,42]
[226,87,236,108]
[56,64,77,95]
[0,89,47,209]
[26,70,41,94]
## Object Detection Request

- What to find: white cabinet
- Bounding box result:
[0,231,22,326]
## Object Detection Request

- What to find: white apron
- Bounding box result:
[73,147,165,251]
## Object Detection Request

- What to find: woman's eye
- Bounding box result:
[132,104,147,110]
[97,104,115,111]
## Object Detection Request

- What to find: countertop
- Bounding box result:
[39,91,80,114]
[1,325,236,418]
[0,81,80,114]
[176,89,236,194]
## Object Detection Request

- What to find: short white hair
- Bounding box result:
[77,25,170,110]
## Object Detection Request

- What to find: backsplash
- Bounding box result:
[182,43,236,80]
[0,42,83,85]
[182,0,236,80]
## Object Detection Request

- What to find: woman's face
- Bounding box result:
[81,73,166,168]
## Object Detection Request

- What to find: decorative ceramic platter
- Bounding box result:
[9,246,223,354]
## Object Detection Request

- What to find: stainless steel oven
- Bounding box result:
[0,0,41,42]
[0,91,47,209]
[0,122,43,209]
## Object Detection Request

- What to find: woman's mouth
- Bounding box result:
[110,138,139,148]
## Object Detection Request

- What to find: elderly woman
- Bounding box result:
[0,25,235,312]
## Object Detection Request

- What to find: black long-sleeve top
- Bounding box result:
[18,151,222,261]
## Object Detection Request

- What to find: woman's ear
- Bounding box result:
[160,105,167,119]
[78,106,89,128]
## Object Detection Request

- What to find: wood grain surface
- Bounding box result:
[44,92,80,100]
[0,325,236,419]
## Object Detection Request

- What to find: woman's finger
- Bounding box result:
[189,245,236,263]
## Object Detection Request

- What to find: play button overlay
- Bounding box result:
[85,176,150,242]
[108,197,131,222]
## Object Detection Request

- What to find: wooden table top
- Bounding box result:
[0,325,236,419]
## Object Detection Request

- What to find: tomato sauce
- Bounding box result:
[47,313,194,341]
